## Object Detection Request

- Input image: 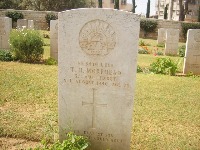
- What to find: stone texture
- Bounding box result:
[17,19,28,29]
[58,8,140,150]
[28,20,34,29]
[165,29,179,55]
[157,28,166,44]
[0,17,12,50]
[183,29,200,75]
[50,20,58,60]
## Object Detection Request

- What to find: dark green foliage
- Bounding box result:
[0,0,22,9]
[5,11,24,22]
[146,0,150,18]
[0,50,13,61]
[98,0,102,8]
[164,4,168,19]
[114,0,119,9]
[181,22,200,39]
[178,45,186,57]
[10,29,44,63]
[29,132,89,150]
[140,19,157,37]
[132,0,137,13]
[45,13,58,29]
[150,58,178,76]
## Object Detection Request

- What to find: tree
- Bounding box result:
[114,0,119,9]
[146,0,150,18]
[98,0,102,8]
[179,0,185,21]
[132,0,137,13]
[164,4,168,19]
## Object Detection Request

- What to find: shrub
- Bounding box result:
[45,13,58,29]
[10,29,44,63]
[140,19,158,37]
[0,50,13,61]
[29,132,89,150]
[45,57,57,65]
[150,58,178,76]
[178,45,186,57]
[181,22,200,39]
[5,11,23,22]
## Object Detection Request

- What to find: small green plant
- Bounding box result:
[155,51,163,56]
[0,50,13,61]
[138,48,150,54]
[45,13,58,29]
[137,65,143,73]
[140,19,158,37]
[45,57,57,65]
[10,29,44,63]
[5,11,23,22]
[29,132,89,150]
[178,45,186,57]
[139,40,151,46]
[150,58,178,76]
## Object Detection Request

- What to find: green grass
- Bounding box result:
[0,37,200,149]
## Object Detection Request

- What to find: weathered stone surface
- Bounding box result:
[17,19,28,29]
[50,20,58,60]
[58,8,140,150]
[183,29,200,75]
[157,28,166,44]
[0,17,12,50]
[165,29,179,55]
[28,20,34,29]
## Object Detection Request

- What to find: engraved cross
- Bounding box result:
[82,88,107,129]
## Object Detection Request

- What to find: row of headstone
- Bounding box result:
[58,8,140,150]
[17,19,34,29]
[157,28,179,56]
[0,17,12,50]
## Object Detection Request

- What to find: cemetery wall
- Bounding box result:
[0,9,57,30]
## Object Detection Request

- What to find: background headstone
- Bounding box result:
[0,17,12,50]
[157,28,166,44]
[50,20,58,60]
[28,20,34,29]
[17,19,28,29]
[183,29,200,75]
[165,29,179,55]
[58,9,140,150]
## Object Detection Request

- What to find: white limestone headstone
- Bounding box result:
[28,20,34,29]
[58,8,140,150]
[183,29,200,75]
[50,20,58,60]
[165,29,179,55]
[157,28,166,44]
[0,17,12,50]
[17,19,28,29]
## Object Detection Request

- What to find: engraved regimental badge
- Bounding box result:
[79,19,116,56]
[194,32,200,42]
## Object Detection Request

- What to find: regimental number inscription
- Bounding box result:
[194,31,200,42]
[79,19,116,56]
